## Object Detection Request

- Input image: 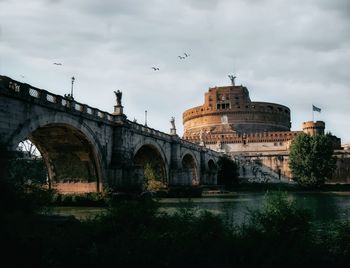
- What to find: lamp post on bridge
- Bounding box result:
[70,76,75,99]
[145,110,148,127]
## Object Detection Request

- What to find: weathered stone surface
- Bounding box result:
[183,85,291,139]
[183,83,350,183]
[0,75,221,193]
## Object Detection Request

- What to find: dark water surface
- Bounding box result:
[51,191,350,225]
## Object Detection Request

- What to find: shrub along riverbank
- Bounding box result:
[32,181,350,208]
[1,179,350,267]
[2,139,350,267]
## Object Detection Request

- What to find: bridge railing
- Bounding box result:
[127,120,173,140]
[1,75,116,124]
[179,138,208,151]
[127,119,220,155]
[1,76,226,157]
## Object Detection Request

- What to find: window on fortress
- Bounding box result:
[278,108,282,112]
[217,104,220,110]
[225,103,230,109]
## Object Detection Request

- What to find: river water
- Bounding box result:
[50,191,350,225]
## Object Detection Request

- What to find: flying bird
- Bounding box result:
[53,62,62,65]
[184,53,190,57]
[151,67,160,71]
[178,56,185,59]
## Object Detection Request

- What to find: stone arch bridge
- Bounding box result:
[0,75,222,193]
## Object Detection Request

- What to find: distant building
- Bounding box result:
[183,83,349,183]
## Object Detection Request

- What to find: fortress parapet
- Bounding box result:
[185,130,300,145]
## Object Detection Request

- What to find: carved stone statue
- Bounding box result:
[114,90,122,106]
[170,116,177,135]
[228,74,236,86]
[170,117,175,129]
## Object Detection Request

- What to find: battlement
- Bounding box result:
[184,130,300,144]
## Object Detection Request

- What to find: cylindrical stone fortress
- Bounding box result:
[183,85,291,139]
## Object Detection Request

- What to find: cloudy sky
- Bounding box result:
[1,0,349,144]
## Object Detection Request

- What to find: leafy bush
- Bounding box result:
[0,142,55,213]
[2,187,350,267]
[239,192,314,267]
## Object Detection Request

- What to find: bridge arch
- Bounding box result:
[181,152,199,185]
[133,142,168,189]
[207,158,217,171]
[8,114,105,192]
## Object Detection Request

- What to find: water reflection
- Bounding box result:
[51,192,350,224]
[158,192,350,225]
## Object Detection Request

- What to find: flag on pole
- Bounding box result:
[312,105,321,112]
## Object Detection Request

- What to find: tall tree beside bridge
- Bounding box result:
[289,133,336,187]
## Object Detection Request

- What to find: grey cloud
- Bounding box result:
[74,0,151,17]
[316,0,350,17]
[1,0,349,143]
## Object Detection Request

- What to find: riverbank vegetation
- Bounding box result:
[1,178,350,267]
[1,142,350,267]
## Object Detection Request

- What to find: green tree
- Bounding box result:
[0,141,54,213]
[2,140,48,185]
[144,162,166,191]
[217,155,239,187]
[8,157,47,185]
[289,133,336,187]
